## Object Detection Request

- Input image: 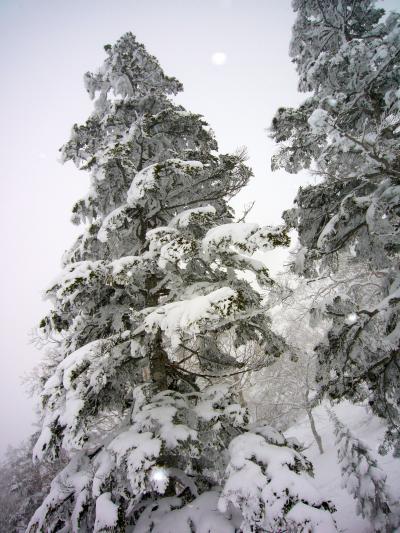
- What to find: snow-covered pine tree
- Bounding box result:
[29,33,336,532]
[270,0,400,453]
[327,409,398,531]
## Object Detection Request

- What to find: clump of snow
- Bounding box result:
[194,384,246,426]
[202,223,258,257]
[146,227,179,242]
[168,158,204,169]
[94,492,119,532]
[32,427,52,461]
[144,287,240,347]
[92,450,114,498]
[103,389,200,496]
[127,159,204,209]
[286,502,337,532]
[47,260,104,301]
[308,108,330,133]
[97,205,127,243]
[170,205,216,228]
[111,255,141,275]
[202,223,287,259]
[317,214,339,250]
[108,428,161,461]
[127,165,157,207]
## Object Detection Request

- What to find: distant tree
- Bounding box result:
[29,34,335,531]
[248,350,325,454]
[328,409,399,531]
[271,0,400,453]
[245,274,329,453]
[0,434,66,533]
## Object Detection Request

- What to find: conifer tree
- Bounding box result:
[271,0,400,452]
[328,409,398,532]
[29,33,336,531]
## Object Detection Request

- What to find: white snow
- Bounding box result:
[92,450,114,498]
[144,287,239,347]
[47,260,104,300]
[219,429,336,532]
[317,214,339,250]
[59,340,100,390]
[286,502,337,533]
[168,158,204,169]
[170,205,216,228]
[308,108,330,133]
[134,491,236,532]
[94,492,119,532]
[32,426,52,461]
[127,165,157,206]
[108,428,161,460]
[127,159,204,208]
[202,223,258,257]
[111,255,141,275]
[97,205,127,243]
[194,384,244,425]
[146,227,179,241]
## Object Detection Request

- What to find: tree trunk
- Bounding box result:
[145,274,169,391]
[149,327,169,390]
[306,408,324,454]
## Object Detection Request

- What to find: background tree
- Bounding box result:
[270,0,400,453]
[243,273,329,453]
[29,34,335,531]
[0,434,66,533]
[328,409,399,531]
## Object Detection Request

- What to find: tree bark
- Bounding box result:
[150,327,169,390]
[145,273,169,391]
[306,408,324,454]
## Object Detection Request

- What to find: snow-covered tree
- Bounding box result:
[0,434,66,533]
[29,33,336,531]
[233,272,332,453]
[271,0,400,453]
[328,409,399,531]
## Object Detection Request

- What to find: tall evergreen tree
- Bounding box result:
[29,33,335,531]
[271,0,400,453]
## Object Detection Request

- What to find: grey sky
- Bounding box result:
[0,0,398,455]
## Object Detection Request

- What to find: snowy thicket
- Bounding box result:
[328,409,399,531]
[239,274,330,455]
[271,0,400,452]
[29,34,335,531]
[0,434,66,533]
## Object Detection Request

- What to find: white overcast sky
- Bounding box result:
[0,0,398,455]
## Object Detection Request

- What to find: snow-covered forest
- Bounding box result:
[1,0,400,531]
